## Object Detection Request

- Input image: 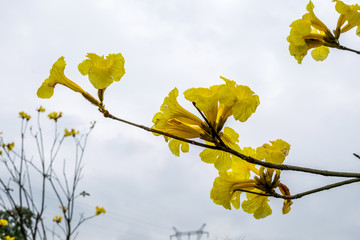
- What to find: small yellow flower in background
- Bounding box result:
[287,1,338,63]
[95,206,106,215]
[64,128,79,137]
[37,57,87,99]
[19,111,31,121]
[3,142,15,152]
[52,216,62,223]
[59,205,69,212]
[48,112,62,122]
[4,236,15,240]
[37,106,46,112]
[0,219,8,226]
[78,53,125,90]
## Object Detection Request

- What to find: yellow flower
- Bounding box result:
[64,128,79,137]
[184,76,259,129]
[4,236,15,240]
[287,1,338,63]
[256,139,291,165]
[210,143,292,219]
[334,0,360,35]
[37,57,86,98]
[153,77,259,159]
[78,53,125,89]
[52,216,62,223]
[37,106,46,112]
[59,205,68,212]
[37,57,100,106]
[48,112,62,122]
[168,139,189,157]
[200,127,241,171]
[241,191,272,219]
[95,206,106,215]
[19,111,31,120]
[152,88,208,142]
[0,219,8,226]
[3,142,15,151]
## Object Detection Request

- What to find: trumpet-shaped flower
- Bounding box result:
[37,57,86,98]
[95,206,106,215]
[78,53,125,89]
[334,1,360,35]
[287,1,338,63]
[256,139,291,165]
[200,127,241,171]
[184,76,259,131]
[241,191,272,219]
[152,88,209,141]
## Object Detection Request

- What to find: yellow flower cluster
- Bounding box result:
[4,236,15,240]
[52,216,62,223]
[152,76,259,170]
[287,0,360,63]
[152,77,292,218]
[95,206,106,215]
[2,142,15,152]
[64,128,79,137]
[210,141,291,219]
[48,112,63,122]
[19,111,31,120]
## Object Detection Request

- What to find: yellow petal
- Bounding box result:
[311,46,330,61]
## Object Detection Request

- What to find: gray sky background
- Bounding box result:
[1,0,360,239]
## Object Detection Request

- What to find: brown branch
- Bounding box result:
[236,178,360,200]
[101,109,360,178]
[336,45,360,55]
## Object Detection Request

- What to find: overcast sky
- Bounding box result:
[1,0,360,239]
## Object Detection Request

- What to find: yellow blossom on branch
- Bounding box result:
[210,141,292,219]
[4,236,15,240]
[287,1,338,63]
[78,53,125,90]
[334,0,360,36]
[95,206,106,215]
[152,76,259,165]
[256,139,291,165]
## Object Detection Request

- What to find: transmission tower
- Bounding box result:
[170,223,209,240]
